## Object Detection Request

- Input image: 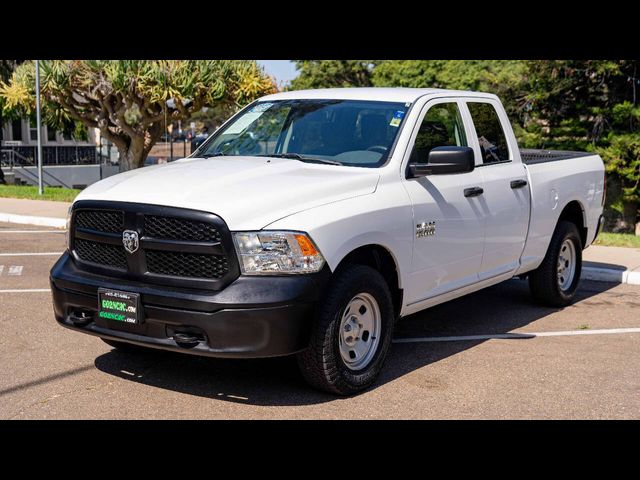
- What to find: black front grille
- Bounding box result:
[75,238,128,269]
[146,250,229,279]
[75,210,123,233]
[71,202,239,290]
[144,215,221,242]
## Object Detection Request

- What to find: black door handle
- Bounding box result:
[510,179,528,189]
[464,186,484,197]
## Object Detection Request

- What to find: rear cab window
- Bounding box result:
[467,102,510,164]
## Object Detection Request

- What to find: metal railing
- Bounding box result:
[1,148,74,188]
[1,145,100,166]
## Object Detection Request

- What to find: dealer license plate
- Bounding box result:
[98,288,142,325]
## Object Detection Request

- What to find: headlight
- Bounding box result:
[65,206,72,250]
[233,231,325,275]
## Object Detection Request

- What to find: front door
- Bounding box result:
[402,100,486,306]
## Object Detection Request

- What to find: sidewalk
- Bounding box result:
[0,197,639,285]
[0,197,70,227]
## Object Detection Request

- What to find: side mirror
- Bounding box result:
[408,146,475,178]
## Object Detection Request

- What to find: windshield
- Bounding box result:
[195,99,410,167]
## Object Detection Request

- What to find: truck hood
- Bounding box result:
[75,156,380,230]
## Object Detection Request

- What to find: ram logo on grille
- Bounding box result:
[122,230,139,254]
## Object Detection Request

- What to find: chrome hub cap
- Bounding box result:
[338,293,381,371]
[557,239,576,291]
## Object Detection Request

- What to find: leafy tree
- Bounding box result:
[372,60,528,119]
[521,61,639,232]
[290,61,375,90]
[187,102,237,132]
[290,59,526,117]
[0,60,276,171]
[0,60,23,184]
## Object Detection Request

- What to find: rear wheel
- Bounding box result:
[297,264,395,395]
[529,220,582,307]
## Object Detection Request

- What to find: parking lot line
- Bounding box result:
[393,327,640,343]
[0,252,62,257]
[0,289,51,293]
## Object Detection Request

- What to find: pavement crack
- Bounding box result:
[8,379,115,419]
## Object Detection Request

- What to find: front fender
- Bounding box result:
[264,184,414,290]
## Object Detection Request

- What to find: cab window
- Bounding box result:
[467,102,510,164]
[410,103,467,164]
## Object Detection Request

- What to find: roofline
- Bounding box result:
[258,87,498,104]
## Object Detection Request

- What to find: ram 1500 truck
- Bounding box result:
[51,88,606,395]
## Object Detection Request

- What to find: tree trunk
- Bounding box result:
[117,138,146,172]
[615,200,639,234]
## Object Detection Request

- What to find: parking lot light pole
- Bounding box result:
[35,60,44,195]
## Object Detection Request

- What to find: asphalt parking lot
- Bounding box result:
[1,221,639,419]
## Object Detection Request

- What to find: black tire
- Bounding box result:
[101,338,151,353]
[529,220,583,307]
[296,264,395,395]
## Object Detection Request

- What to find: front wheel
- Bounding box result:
[529,220,583,307]
[297,265,395,395]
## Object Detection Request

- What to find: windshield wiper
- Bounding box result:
[258,153,342,165]
[199,152,226,158]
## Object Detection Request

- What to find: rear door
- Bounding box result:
[402,99,486,305]
[465,99,530,280]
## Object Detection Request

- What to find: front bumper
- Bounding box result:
[50,252,331,358]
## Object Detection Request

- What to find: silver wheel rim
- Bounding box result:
[557,239,576,291]
[338,293,381,371]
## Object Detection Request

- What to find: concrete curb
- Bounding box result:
[0,212,66,228]
[582,267,640,286]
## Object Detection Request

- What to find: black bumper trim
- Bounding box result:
[50,252,331,358]
[591,214,605,244]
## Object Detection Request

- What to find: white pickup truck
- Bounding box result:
[51,88,605,395]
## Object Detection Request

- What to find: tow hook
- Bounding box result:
[69,310,94,327]
[173,332,202,348]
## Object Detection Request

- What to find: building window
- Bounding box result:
[12,119,23,141]
[29,118,39,141]
[62,124,75,141]
[47,126,57,142]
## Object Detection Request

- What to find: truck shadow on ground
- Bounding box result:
[94,279,619,406]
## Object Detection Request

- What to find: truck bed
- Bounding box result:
[520,149,593,165]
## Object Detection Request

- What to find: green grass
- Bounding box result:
[0,184,81,202]
[594,232,640,248]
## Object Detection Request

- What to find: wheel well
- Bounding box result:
[336,245,403,318]
[558,200,587,247]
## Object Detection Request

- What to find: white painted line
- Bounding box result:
[0,230,65,234]
[0,212,66,228]
[0,252,61,257]
[393,327,640,344]
[0,288,50,293]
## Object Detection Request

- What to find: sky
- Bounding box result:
[257,60,298,86]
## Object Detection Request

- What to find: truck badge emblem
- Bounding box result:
[416,222,436,238]
[122,230,139,254]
